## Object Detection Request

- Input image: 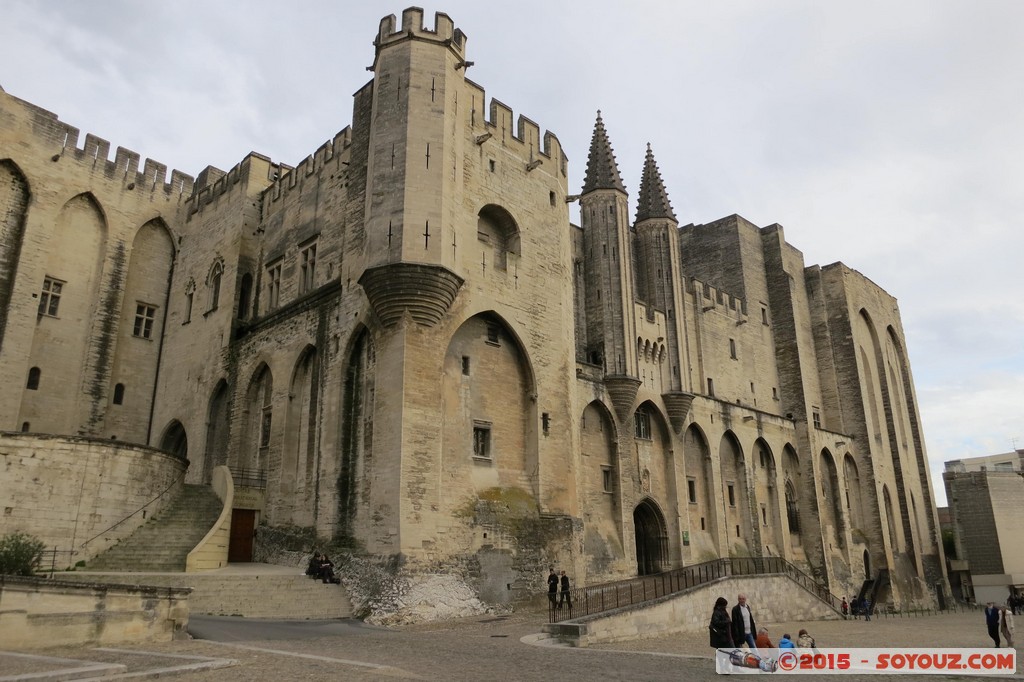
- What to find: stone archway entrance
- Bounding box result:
[634,500,668,576]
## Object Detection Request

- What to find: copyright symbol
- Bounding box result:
[778,652,797,671]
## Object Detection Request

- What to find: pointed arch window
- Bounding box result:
[208,261,224,312]
[785,481,801,534]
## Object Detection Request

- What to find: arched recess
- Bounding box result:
[683,424,717,557]
[283,345,318,524]
[843,454,865,532]
[882,484,900,553]
[204,379,230,482]
[239,363,273,473]
[0,160,30,353]
[753,438,784,555]
[581,400,621,571]
[782,445,802,546]
[19,193,107,433]
[887,325,936,553]
[440,311,536,498]
[237,272,253,320]
[106,218,175,443]
[338,327,376,541]
[476,204,521,271]
[160,419,188,459]
[720,431,755,554]
[818,448,846,551]
[634,498,668,575]
[633,400,675,507]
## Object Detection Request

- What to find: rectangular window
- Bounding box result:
[299,240,317,294]
[727,484,736,507]
[633,410,651,440]
[761,505,768,526]
[729,338,737,359]
[772,387,778,400]
[266,260,282,310]
[687,478,697,504]
[486,324,500,345]
[707,378,715,397]
[601,466,614,493]
[133,303,157,339]
[462,356,470,375]
[184,290,194,323]
[473,422,492,459]
[812,410,822,429]
[38,276,64,317]
[761,307,769,325]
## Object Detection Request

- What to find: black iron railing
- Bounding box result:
[231,467,267,489]
[548,556,842,623]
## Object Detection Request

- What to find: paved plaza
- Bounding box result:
[2,608,1021,681]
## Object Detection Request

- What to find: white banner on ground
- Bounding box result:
[714,648,1017,675]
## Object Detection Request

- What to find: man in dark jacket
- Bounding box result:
[547,568,558,607]
[731,594,757,648]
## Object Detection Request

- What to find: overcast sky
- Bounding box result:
[2,1,1022,507]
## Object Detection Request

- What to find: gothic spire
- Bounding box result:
[635,143,676,223]
[582,111,626,195]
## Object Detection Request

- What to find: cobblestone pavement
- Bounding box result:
[3,609,1022,681]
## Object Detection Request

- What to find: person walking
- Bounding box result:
[1001,605,1015,648]
[546,567,558,608]
[731,593,758,649]
[558,570,572,608]
[841,597,849,618]
[985,602,1002,647]
[709,597,734,649]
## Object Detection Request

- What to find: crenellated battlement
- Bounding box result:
[185,152,274,218]
[0,91,194,196]
[376,7,466,56]
[266,127,352,206]
[463,80,567,178]
[687,277,749,319]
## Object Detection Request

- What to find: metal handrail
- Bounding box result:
[231,467,267,489]
[548,556,843,623]
[78,468,187,551]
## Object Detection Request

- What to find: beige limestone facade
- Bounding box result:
[0,8,947,608]
[943,452,1024,604]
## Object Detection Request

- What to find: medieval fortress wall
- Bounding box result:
[0,7,946,608]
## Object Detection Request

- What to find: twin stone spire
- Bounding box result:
[581,111,677,224]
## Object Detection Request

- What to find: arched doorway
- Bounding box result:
[634,499,668,575]
[160,420,188,459]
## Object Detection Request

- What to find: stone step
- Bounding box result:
[87,484,222,572]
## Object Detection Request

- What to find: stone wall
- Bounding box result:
[0,433,186,565]
[0,574,189,649]
[546,574,839,647]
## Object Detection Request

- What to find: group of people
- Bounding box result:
[547,568,572,608]
[840,596,872,620]
[709,593,816,650]
[984,601,1015,648]
[305,551,342,584]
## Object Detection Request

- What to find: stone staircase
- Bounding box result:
[85,484,222,572]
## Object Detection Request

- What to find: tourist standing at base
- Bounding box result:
[731,594,758,649]
[985,602,1002,647]
[1001,605,1015,648]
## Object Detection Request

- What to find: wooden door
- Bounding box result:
[228,509,256,562]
